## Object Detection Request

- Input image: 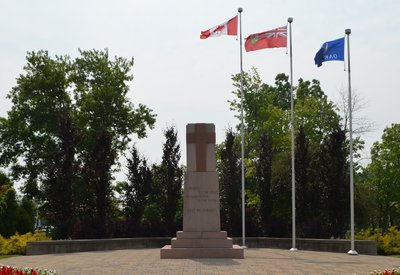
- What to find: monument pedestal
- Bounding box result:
[160,231,243,258]
[160,124,244,259]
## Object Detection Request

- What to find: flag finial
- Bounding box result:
[345,28,351,34]
[288,17,293,23]
[238,7,243,13]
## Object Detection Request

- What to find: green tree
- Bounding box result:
[295,79,340,143]
[0,172,35,237]
[0,49,156,239]
[295,126,312,237]
[42,113,78,239]
[157,126,183,236]
[230,69,289,150]
[123,144,152,222]
[0,51,73,198]
[362,123,400,230]
[71,49,156,237]
[0,184,18,237]
[354,172,379,230]
[16,196,36,234]
[82,131,115,237]
[229,70,291,236]
[321,126,349,238]
[0,51,77,238]
[294,125,348,239]
[227,68,349,238]
[217,129,242,236]
[256,131,273,235]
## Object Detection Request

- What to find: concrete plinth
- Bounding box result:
[171,237,232,248]
[161,230,243,258]
[160,245,244,259]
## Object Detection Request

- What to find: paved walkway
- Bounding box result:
[1,248,400,274]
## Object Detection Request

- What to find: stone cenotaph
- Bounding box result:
[160,123,244,258]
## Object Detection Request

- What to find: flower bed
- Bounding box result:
[370,269,400,275]
[0,264,57,275]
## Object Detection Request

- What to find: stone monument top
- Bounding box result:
[186,123,216,172]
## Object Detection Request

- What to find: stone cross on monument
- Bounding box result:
[161,123,244,259]
[186,123,215,172]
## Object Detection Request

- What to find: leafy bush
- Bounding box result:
[0,236,4,252]
[357,227,400,255]
[0,232,50,255]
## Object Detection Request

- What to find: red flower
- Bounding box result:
[1,266,15,275]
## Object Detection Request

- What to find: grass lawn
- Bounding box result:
[0,255,18,259]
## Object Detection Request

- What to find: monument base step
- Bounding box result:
[171,237,232,248]
[176,231,227,239]
[160,245,244,259]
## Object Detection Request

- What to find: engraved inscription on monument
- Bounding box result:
[183,172,220,231]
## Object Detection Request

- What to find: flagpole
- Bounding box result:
[288,17,297,252]
[346,28,358,256]
[238,7,246,248]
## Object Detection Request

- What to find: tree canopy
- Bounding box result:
[361,123,400,230]
[224,68,352,238]
[1,57,397,240]
[0,49,156,238]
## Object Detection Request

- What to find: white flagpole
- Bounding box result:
[238,7,246,248]
[288,17,298,252]
[346,28,358,256]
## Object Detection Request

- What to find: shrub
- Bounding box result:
[0,236,5,250]
[357,227,400,255]
[0,232,50,255]
[381,227,400,255]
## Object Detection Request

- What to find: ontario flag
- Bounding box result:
[200,16,238,39]
[245,26,287,52]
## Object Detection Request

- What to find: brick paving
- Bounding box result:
[1,248,400,274]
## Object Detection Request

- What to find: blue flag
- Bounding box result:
[314,37,344,67]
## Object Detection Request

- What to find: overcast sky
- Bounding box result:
[1,0,399,182]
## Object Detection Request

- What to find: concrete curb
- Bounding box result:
[27,237,377,255]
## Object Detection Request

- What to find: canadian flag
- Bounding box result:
[200,16,238,39]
